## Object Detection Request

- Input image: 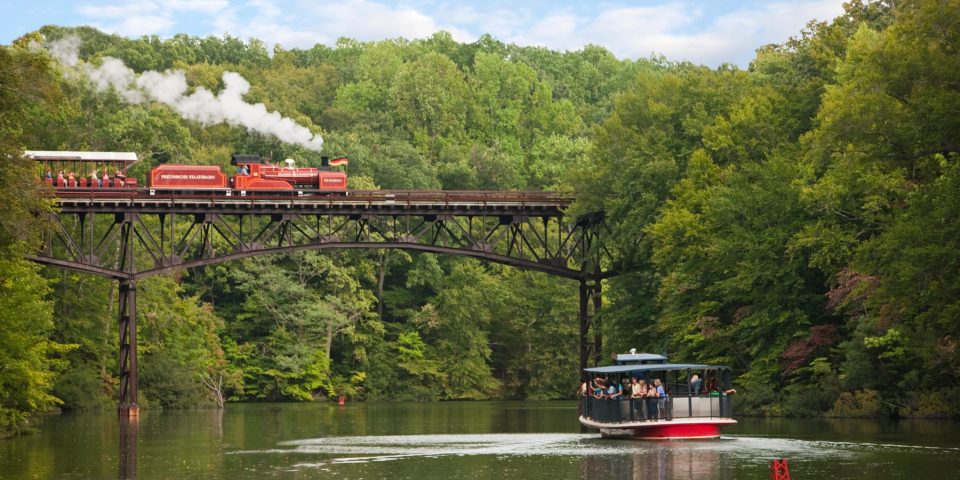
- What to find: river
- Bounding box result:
[2,401,959,479]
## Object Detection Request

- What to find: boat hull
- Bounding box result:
[579,416,737,440]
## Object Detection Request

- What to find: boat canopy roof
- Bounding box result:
[584,363,729,374]
[615,353,667,363]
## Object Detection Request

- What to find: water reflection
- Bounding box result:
[580,443,725,480]
[4,403,960,480]
[118,419,137,480]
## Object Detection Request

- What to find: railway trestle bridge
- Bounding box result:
[30,190,614,416]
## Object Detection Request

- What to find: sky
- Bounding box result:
[1,0,846,67]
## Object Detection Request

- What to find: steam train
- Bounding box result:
[28,151,348,195]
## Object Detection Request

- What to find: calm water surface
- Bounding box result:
[2,401,959,479]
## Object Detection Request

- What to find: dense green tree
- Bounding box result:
[0,40,70,436]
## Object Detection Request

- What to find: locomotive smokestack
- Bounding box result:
[321,156,330,167]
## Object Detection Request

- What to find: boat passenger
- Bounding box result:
[663,384,674,420]
[621,377,630,394]
[592,376,606,398]
[689,373,702,396]
[646,380,659,420]
[606,379,622,399]
[654,379,668,421]
[706,374,718,394]
[632,379,647,419]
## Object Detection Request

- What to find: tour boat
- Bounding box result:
[578,352,736,440]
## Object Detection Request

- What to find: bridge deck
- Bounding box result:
[52,190,573,216]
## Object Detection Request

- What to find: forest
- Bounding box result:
[1,0,958,437]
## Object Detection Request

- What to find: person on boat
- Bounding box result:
[606,379,622,399]
[646,380,659,421]
[632,379,647,420]
[706,374,718,394]
[689,373,702,396]
[663,384,674,420]
[654,379,668,421]
[622,377,631,395]
[592,376,606,398]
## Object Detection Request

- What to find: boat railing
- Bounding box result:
[580,394,734,423]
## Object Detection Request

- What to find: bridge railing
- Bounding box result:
[581,395,734,423]
[48,188,574,207]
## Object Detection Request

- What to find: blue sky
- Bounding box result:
[2,0,845,67]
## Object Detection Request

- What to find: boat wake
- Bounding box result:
[227,432,960,469]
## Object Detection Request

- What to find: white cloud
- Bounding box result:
[77,1,160,19]
[166,0,229,13]
[107,15,176,36]
[492,1,845,66]
[309,0,441,40]
[69,0,846,67]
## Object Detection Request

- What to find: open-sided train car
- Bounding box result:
[29,150,139,189]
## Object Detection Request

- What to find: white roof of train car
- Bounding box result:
[25,151,138,162]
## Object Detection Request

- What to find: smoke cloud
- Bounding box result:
[45,35,324,152]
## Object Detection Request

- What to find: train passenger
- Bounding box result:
[56,170,65,187]
[67,171,76,187]
[90,170,101,187]
[102,171,111,187]
[114,170,126,187]
[45,170,52,180]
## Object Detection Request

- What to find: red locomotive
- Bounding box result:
[29,151,348,195]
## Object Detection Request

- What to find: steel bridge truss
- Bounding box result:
[31,194,613,415]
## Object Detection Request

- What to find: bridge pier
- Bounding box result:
[579,278,602,376]
[118,278,139,419]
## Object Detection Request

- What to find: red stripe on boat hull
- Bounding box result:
[580,417,736,440]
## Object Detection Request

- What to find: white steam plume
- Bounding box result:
[45,35,323,152]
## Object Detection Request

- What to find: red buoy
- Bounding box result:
[770,458,790,480]
[338,395,346,406]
